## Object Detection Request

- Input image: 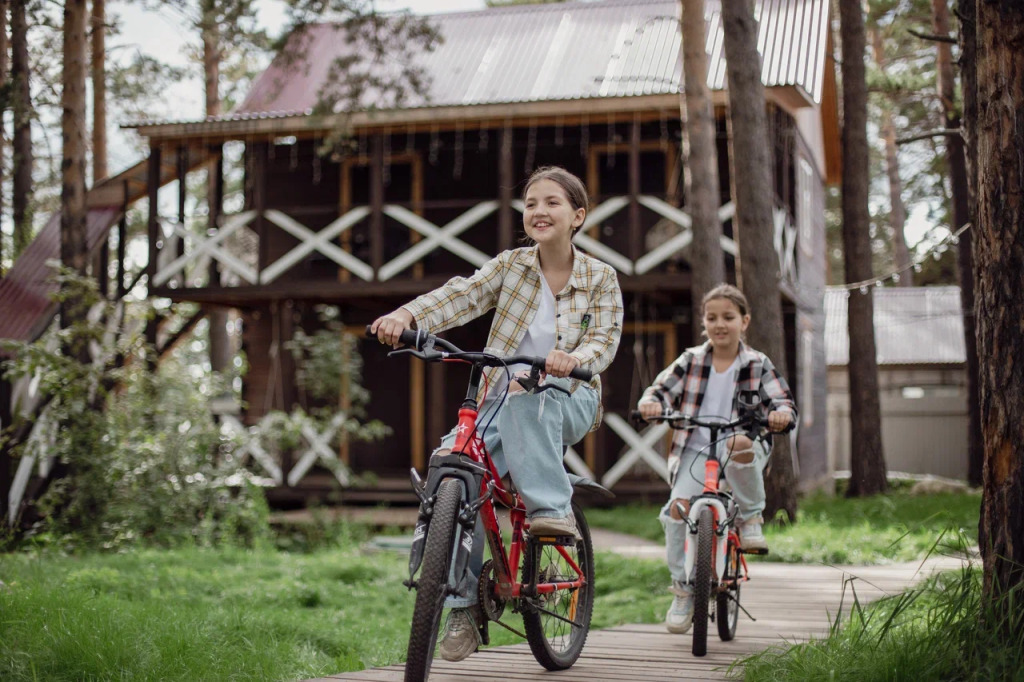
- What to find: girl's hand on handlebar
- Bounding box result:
[767,410,793,433]
[370,308,414,347]
[637,400,664,422]
[545,350,580,378]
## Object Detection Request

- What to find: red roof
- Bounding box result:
[0,207,121,346]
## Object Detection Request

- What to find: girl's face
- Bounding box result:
[523,178,585,248]
[703,297,750,351]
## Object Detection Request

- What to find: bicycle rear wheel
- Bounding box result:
[405,478,462,682]
[522,502,595,670]
[691,506,715,657]
[716,538,741,641]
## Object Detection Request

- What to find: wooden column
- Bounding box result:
[0,378,12,523]
[146,146,161,285]
[116,181,127,299]
[176,145,187,263]
[369,135,384,277]
[252,143,268,278]
[498,124,514,251]
[628,117,642,262]
[209,146,225,288]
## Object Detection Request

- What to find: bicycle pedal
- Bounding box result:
[530,533,577,546]
[739,547,769,556]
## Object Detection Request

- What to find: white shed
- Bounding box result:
[825,286,967,480]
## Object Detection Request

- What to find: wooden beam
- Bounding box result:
[629,117,642,262]
[498,124,514,251]
[370,135,384,277]
[146,146,161,285]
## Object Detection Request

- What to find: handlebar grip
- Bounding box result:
[364,325,424,349]
[569,366,592,382]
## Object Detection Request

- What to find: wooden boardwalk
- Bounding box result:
[312,556,964,681]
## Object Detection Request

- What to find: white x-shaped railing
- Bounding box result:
[262,208,373,283]
[773,206,797,283]
[153,211,259,287]
[221,416,283,485]
[600,413,671,489]
[286,413,351,487]
[379,203,496,280]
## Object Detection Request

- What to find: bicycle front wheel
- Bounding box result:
[691,506,715,657]
[404,478,462,682]
[522,502,595,670]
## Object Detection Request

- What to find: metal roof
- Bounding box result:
[824,286,966,366]
[132,0,830,127]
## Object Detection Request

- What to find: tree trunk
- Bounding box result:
[0,0,8,273]
[974,0,1024,607]
[839,0,887,497]
[680,0,725,342]
[11,0,32,257]
[720,0,797,523]
[202,4,232,375]
[869,25,912,286]
[933,0,982,488]
[61,0,89,358]
[90,0,106,182]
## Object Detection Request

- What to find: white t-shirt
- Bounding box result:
[489,275,557,398]
[685,356,740,454]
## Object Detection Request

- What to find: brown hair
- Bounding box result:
[702,284,749,317]
[522,166,589,235]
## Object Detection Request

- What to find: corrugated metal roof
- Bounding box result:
[197,0,827,123]
[824,286,966,366]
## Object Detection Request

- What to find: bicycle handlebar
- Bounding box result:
[365,326,594,382]
[628,409,796,434]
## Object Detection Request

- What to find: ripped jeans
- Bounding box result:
[434,376,598,608]
[659,439,770,583]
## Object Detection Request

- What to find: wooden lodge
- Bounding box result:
[1,0,838,514]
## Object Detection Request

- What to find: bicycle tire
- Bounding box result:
[522,502,595,670]
[716,539,741,641]
[691,506,715,657]
[404,478,462,682]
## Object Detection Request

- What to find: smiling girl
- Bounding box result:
[372,166,623,661]
[637,284,796,634]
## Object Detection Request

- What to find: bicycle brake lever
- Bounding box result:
[533,383,571,397]
[387,348,443,361]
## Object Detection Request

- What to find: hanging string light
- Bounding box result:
[405,125,415,155]
[580,113,589,159]
[429,124,440,165]
[383,126,392,186]
[478,121,489,152]
[554,115,564,147]
[828,222,971,293]
[312,134,322,185]
[453,120,464,180]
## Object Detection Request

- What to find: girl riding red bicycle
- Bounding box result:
[637,284,796,635]
[372,166,623,664]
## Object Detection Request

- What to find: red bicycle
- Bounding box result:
[633,406,793,657]
[369,327,612,681]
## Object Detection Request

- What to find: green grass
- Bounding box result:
[584,489,981,564]
[0,542,670,681]
[740,561,1024,682]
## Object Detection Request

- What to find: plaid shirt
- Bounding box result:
[639,341,798,458]
[403,245,623,430]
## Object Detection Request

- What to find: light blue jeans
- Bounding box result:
[659,439,769,583]
[436,377,599,608]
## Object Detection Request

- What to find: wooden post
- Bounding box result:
[177,145,187,263]
[370,135,384,277]
[0,377,11,524]
[116,180,127,299]
[252,143,268,279]
[629,117,642,262]
[146,146,161,285]
[498,124,514,251]
[210,146,224,288]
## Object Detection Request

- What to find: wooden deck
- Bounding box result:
[311,556,964,681]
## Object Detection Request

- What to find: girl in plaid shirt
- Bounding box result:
[372,166,623,661]
[637,284,796,634]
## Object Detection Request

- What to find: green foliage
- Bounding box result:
[741,550,1024,681]
[1,269,270,551]
[583,487,981,565]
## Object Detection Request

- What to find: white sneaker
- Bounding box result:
[739,517,768,552]
[666,581,695,634]
[439,608,480,662]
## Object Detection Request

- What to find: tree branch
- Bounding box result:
[896,128,963,145]
[907,28,958,44]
